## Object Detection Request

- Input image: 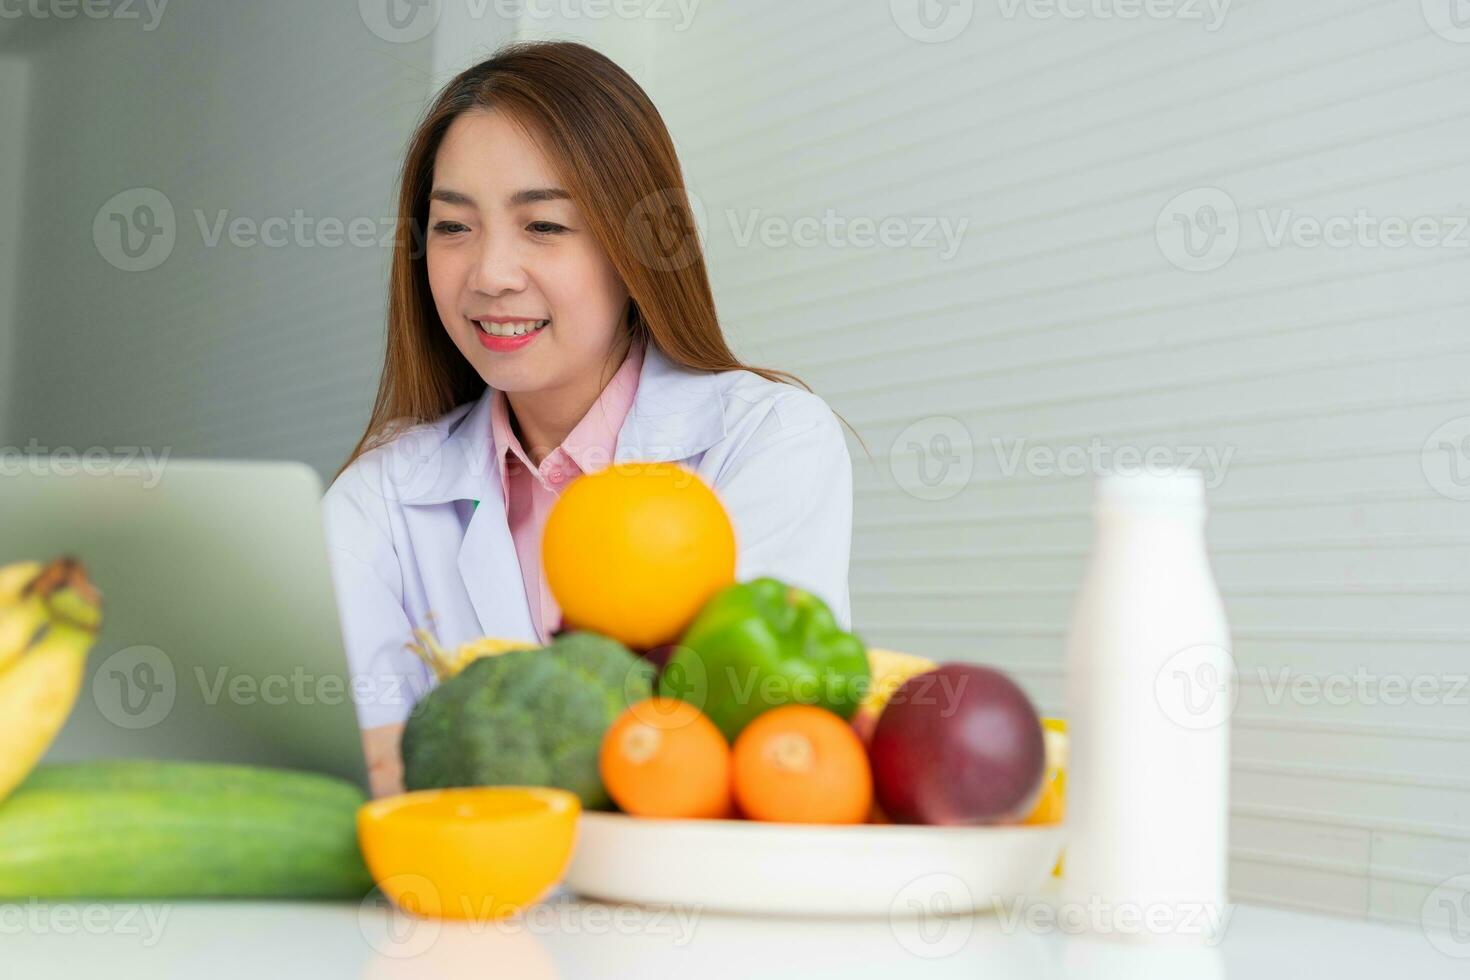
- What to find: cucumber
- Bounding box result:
[16,759,366,806]
[0,762,373,899]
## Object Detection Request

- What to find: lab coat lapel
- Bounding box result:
[615,341,726,463]
[420,386,538,642]
[456,475,537,643]
[411,341,725,643]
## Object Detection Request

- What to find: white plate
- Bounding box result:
[564,812,1065,917]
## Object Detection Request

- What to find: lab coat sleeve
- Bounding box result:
[712,391,854,631]
[320,473,432,730]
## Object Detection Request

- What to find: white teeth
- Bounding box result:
[477,319,549,337]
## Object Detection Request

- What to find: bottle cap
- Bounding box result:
[1094,468,1206,515]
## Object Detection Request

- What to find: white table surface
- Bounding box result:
[3,885,1464,979]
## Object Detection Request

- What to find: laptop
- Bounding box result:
[0,458,370,791]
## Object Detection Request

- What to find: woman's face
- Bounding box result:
[426,109,630,394]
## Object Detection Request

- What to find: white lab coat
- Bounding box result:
[321,341,854,729]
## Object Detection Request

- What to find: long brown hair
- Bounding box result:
[336,40,859,481]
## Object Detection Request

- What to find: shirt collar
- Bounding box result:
[395,338,725,505]
[489,337,645,485]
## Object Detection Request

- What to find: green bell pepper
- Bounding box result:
[658,577,869,741]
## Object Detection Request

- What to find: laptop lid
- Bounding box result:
[0,458,370,791]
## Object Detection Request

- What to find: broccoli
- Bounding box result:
[400,631,655,809]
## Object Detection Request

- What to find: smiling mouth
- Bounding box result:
[473,318,550,338]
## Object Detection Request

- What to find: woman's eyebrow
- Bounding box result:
[427,187,570,207]
[507,187,571,206]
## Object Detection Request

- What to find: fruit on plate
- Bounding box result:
[400,631,655,809]
[542,461,736,650]
[732,705,871,824]
[869,664,1045,825]
[639,643,679,681]
[1023,718,1068,825]
[1022,780,1063,826]
[600,698,731,819]
[408,632,539,680]
[660,578,869,742]
[0,557,103,803]
[0,761,372,898]
[850,647,938,744]
[358,787,579,920]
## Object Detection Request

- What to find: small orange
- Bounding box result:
[542,462,735,650]
[600,698,732,819]
[732,705,872,824]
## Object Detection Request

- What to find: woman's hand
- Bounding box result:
[362,722,407,798]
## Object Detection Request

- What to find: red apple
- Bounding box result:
[868,664,1045,825]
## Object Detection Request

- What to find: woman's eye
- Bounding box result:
[432,220,468,235]
[528,221,567,235]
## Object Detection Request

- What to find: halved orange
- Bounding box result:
[357,787,579,920]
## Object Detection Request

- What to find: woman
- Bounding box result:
[323,41,855,798]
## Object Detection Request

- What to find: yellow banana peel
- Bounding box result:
[0,557,103,802]
[0,560,42,604]
[860,647,939,716]
[407,627,538,680]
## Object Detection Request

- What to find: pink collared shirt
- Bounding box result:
[489,339,645,644]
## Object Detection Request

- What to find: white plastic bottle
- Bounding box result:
[1061,468,1233,945]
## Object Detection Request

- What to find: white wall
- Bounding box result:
[434,0,645,78]
[3,2,438,480]
[432,0,519,86]
[533,0,1470,924]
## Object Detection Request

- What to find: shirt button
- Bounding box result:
[547,466,565,485]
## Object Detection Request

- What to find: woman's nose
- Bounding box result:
[466,234,527,295]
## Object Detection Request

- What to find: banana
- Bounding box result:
[0,557,103,802]
[0,560,47,674]
[407,628,537,680]
[851,647,941,743]
[0,594,49,676]
[0,561,42,604]
[861,647,939,715]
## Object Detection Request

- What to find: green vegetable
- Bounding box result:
[0,760,372,899]
[17,758,367,803]
[659,577,869,741]
[400,630,655,809]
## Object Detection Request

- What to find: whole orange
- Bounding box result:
[732,705,873,825]
[600,698,732,819]
[542,461,736,650]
